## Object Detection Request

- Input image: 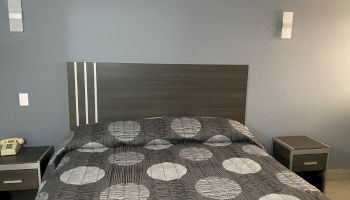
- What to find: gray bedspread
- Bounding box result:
[36,117,329,200]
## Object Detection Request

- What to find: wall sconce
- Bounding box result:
[281,12,293,39]
[8,0,23,32]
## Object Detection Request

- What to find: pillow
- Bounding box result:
[63,116,265,151]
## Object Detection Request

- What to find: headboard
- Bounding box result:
[67,63,248,129]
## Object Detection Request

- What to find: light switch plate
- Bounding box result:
[19,93,29,106]
[8,0,23,32]
[282,12,294,39]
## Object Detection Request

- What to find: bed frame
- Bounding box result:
[67,63,248,129]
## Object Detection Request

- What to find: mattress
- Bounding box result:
[35,117,329,200]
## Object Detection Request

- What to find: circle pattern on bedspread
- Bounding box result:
[259,194,300,200]
[108,151,145,166]
[108,121,141,142]
[78,148,108,153]
[242,144,269,156]
[100,183,150,200]
[146,162,187,181]
[222,158,261,174]
[78,142,109,153]
[195,176,241,199]
[179,147,213,161]
[60,166,105,185]
[171,117,201,138]
[228,120,254,138]
[144,139,173,150]
[277,170,318,191]
[35,192,49,200]
[204,135,232,146]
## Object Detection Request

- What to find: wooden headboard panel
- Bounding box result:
[67,63,248,129]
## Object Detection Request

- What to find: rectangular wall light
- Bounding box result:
[8,0,23,32]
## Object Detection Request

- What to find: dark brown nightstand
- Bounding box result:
[0,146,54,200]
[273,136,330,192]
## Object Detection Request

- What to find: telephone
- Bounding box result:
[0,138,25,156]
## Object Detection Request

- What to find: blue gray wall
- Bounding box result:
[0,0,349,169]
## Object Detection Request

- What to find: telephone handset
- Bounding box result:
[0,138,25,156]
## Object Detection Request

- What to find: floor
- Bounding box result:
[325,179,350,200]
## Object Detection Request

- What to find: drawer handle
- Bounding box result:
[3,180,23,184]
[304,161,318,166]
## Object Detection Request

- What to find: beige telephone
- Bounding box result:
[0,138,25,156]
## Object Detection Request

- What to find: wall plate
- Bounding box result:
[8,0,23,32]
[282,12,293,39]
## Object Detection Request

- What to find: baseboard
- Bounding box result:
[326,169,350,181]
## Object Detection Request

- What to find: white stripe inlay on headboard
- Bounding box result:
[84,62,89,124]
[74,62,79,126]
[94,62,98,123]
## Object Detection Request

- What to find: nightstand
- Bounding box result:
[273,136,330,192]
[0,146,54,200]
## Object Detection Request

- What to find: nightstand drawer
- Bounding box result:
[0,169,39,191]
[292,153,328,172]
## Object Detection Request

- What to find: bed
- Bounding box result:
[35,63,329,200]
